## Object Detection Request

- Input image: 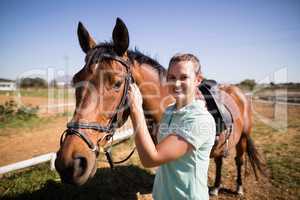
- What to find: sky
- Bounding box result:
[0,0,299,84]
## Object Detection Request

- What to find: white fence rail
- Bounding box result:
[0,153,56,174]
[254,99,300,106]
[0,128,134,175]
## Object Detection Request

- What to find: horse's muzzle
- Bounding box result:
[55,151,96,186]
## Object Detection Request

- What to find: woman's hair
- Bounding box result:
[168,53,201,74]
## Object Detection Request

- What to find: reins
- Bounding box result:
[59,47,135,169]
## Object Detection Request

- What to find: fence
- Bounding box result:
[0,128,133,175]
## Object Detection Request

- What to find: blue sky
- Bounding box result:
[0,0,299,83]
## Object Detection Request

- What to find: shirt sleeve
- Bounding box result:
[173,113,215,149]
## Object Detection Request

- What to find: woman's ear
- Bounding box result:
[195,73,204,86]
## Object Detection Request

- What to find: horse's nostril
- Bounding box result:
[73,155,88,177]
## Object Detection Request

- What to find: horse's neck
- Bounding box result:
[132,63,174,123]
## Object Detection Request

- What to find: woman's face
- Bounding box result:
[167,61,201,106]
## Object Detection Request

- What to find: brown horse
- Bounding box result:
[55,18,264,195]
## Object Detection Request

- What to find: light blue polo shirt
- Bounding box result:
[152,99,216,200]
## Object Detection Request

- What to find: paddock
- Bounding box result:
[0,95,299,199]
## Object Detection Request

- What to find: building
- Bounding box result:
[0,79,16,91]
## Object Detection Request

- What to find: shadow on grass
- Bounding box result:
[3,165,154,200]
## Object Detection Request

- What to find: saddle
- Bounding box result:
[198,79,233,136]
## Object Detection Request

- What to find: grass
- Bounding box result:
[0,117,51,130]
[252,117,300,198]
[0,100,55,131]
[0,163,59,198]
[0,88,74,99]
[0,164,154,200]
[0,139,154,200]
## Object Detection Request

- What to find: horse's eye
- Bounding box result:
[113,80,122,90]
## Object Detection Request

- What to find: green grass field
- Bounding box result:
[0,88,74,99]
[0,117,51,130]
[252,119,300,197]
[0,139,154,200]
[0,100,61,131]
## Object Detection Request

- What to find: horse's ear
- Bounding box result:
[77,22,96,53]
[112,18,129,56]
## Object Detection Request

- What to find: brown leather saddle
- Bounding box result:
[198,79,233,136]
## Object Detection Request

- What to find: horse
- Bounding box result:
[55,18,264,195]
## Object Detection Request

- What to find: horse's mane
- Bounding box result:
[96,42,166,78]
[127,48,166,76]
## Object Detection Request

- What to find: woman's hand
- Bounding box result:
[128,83,193,168]
[128,83,143,113]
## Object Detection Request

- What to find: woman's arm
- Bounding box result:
[128,84,193,168]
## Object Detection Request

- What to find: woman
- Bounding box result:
[128,53,216,200]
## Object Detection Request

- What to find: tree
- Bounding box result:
[239,79,256,91]
[19,77,48,88]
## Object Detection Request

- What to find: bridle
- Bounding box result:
[60,47,135,168]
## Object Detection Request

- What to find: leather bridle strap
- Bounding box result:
[60,128,99,153]
[66,50,132,134]
[60,48,135,168]
[67,122,111,136]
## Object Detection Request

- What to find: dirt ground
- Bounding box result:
[0,117,66,166]
[0,95,74,117]
[0,117,271,200]
[0,95,298,199]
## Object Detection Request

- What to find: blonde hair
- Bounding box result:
[168,53,201,74]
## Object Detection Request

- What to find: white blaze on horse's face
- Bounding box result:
[167,61,200,106]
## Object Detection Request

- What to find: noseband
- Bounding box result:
[60,47,134,168]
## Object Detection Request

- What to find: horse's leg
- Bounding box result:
[235,134,247,195]
[210,156,223,196]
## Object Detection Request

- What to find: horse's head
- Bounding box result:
[55,18,132,185]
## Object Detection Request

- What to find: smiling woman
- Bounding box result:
[127,53,216,199]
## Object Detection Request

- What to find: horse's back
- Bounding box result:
[219,84,252,134]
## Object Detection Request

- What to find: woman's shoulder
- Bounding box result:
[179,100,208,117]
[164,103,176,114]
[190,100,207,112]
[178,100,215,127]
